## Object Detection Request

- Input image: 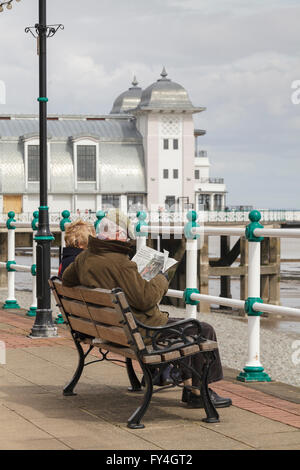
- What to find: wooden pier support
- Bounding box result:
[219,236,232,309]
[240,237,248,316]
[198,235,210,313]
[261,236,280,307]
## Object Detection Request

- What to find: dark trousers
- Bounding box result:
[167,317,223,385]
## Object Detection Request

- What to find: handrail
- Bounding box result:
[167,290,300,318]
[1,207,300,383]
[134,209,300,383]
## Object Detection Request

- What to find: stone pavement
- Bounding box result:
[0,308,299,450]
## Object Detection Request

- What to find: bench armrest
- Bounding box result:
[135,317,205,353]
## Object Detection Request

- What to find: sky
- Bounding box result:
[0,0,300,209]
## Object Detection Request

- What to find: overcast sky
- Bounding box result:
[0,0,300,209]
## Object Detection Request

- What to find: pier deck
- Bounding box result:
[0,307,299,450]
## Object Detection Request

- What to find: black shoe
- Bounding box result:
[208,388,232,408]
[182,387,232,408]
[181,386,190,403]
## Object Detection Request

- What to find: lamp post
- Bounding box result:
[25,0,63,337]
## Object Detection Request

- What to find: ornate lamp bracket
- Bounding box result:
[25,23,64,38]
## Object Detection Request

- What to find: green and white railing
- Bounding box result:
[134,209,300,383]
[0,211,61,320]
[1,207,300,382]
[2,208,300,224]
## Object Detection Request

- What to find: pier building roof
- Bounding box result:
[110,77,143,114]
[133,68,205,113]
[0,115,146,194]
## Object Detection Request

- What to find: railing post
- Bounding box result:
[3,211,20,309]
[183,210,200,318]
[135,211,148,251]
[27,211,39,317]
[94,210,106,234]
[237,210,271,382]
[60,210,71,248]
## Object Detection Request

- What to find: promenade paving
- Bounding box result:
[0,307,299,450]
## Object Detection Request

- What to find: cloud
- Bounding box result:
[0,0,299,208]
[167,0,299,16]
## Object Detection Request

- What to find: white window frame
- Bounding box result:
[73,138,99,190]
[24,137,51,191]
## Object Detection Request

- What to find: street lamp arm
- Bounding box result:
[0,0,21,13]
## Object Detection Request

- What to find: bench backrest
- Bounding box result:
[50,278,147,354]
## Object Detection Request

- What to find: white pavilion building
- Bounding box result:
[0,69,226,216]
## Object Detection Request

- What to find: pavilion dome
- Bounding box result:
[110,76,143,114]
[136,67,201,112]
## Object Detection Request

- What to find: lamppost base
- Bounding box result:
[29,309,58,338]
[29,325,58,338]
[237,366,272,382]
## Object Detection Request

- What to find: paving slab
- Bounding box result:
[131,423,254,450]
[0,310,300,450]
[0,438,71,450]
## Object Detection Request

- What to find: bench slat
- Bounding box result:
[68,316,98,337]
[61,298,123,327]
[142,354,163,364]
[180,344,200,356]
[79,288,114,308]
[92,339,137,360]
[88,306,123,326]
[54,283,85,301]
[61,298,90,319]
[199,340,218,351]
[95,324,130,347]
[161,350,181,361]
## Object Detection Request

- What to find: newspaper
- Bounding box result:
[132,246,178,281]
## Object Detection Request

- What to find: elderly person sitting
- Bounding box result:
[62,209,231,409]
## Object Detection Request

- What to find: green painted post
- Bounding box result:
[237,210,271,382]
[3,211,20,309]
[135,211,148,237]
[60,210,71,233]
[135,211,148,251]
[184,210,200,240]
[94,210,106,234]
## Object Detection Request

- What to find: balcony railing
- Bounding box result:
[195,150,207,158]
[198,177,224,184]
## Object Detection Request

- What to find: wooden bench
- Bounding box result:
[49,277,220,428]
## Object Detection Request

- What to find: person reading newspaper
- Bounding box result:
[62,209,232,409]
[132,246,177,281]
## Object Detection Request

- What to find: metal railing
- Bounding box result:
[1,208,300,382]
[2,208,300,224]
[199,177,224,184]
[135,208,300,383]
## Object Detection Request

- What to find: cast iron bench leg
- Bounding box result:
[201,351,220,423]
[127,364,153,429]
[63,339,86,396]
[126,358,142,392]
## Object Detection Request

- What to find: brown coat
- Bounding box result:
[62,236,169,329]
